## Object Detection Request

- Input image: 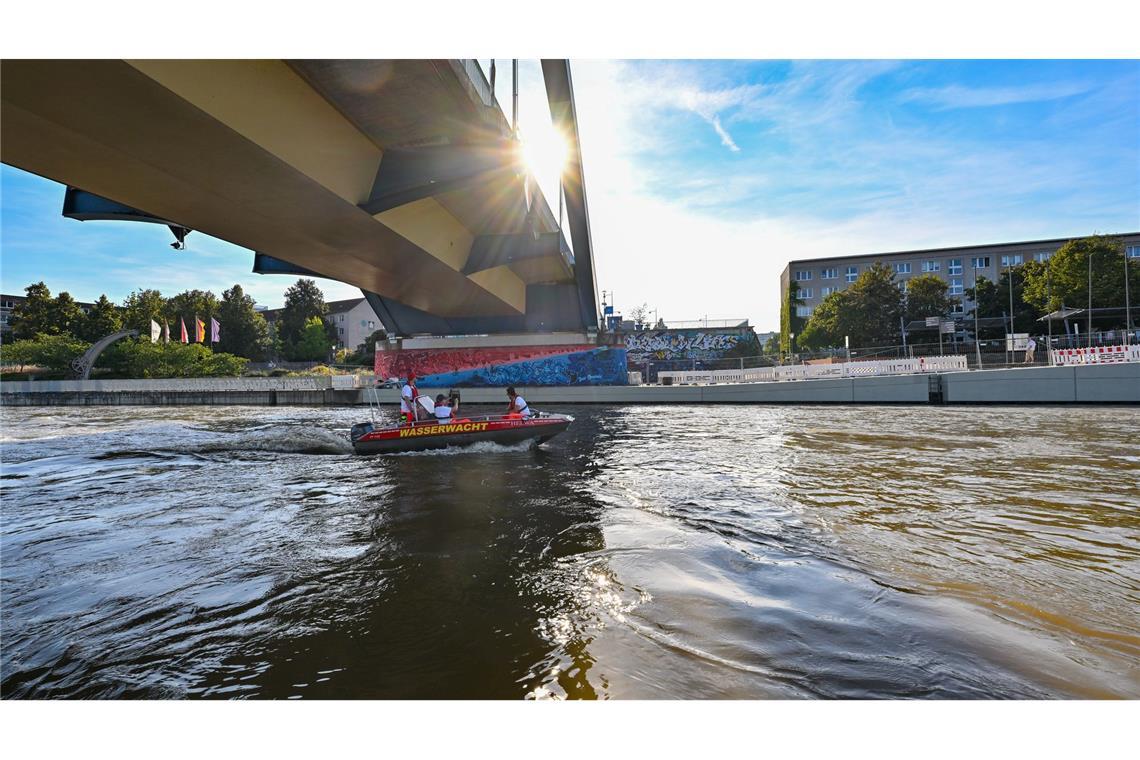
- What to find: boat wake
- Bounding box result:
[192,427,354,456]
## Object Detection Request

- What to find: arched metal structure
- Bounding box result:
[70,329,138,380]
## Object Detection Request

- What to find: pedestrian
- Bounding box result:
[1025,337,1037,364]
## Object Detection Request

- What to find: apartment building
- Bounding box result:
[261,297,382,351]
[779,234,1140,321]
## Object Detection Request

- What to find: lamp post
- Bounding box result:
[1087,249,1093,348]
[1126,247,1132,346]
[973,262,983,370]
[1006,255,1016,364]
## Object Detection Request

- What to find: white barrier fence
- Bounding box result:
[658,355,968,385]
[1051,344,1140,366]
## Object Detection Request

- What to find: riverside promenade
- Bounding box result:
[2,362,1137,406]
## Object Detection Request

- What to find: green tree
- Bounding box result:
[78,294,123,341]
[903,274,954,324]
[763,334,780,355]
[967,267,1039,337]
[165,289,219,342]
[49,292,86,337]
[9,282,56,339]
[291,316,333,361]
[843,262,904,347]
[779,280,804,354]
[1023,236,1139,320]
[0,333,90,373]
[798,290,848,349]
[121,289,167,334]
[280,279,327,350]
[216,284,272,359]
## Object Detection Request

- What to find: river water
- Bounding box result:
[1,404,1137,699]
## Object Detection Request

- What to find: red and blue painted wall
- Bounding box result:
[376,344,628,387]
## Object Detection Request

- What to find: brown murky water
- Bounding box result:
[2,404,1137,698]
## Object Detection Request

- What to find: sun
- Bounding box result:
[519,128,569,183]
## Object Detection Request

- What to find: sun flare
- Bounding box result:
[519,129,569,181]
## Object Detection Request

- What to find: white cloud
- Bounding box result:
[900,81,1094,109]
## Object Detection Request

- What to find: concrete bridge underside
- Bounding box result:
[0,59,599,336]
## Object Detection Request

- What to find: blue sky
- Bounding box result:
[3,59,1138,329]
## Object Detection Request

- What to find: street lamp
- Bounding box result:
[973,262,983,370]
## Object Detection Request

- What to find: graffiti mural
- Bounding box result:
[375,345,594,380]
[625,329,755,362]
[419,347,628,387]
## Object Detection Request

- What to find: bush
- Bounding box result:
[102,339,248,378]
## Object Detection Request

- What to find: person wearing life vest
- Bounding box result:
[433,394,455,425]
[505,386,532,419]
[400,372,419,426]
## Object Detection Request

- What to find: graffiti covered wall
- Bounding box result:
[376,344,628,387]
[624,329,759,363]
[419,347,628,387]
[375,345,595,381]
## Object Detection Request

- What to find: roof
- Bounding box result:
[260,297,367,320]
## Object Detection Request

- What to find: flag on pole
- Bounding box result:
[195,316,205,343]
[162,322,170,344]
[150,319,161,343]
[180,317,188,344]
[210,317,221,343]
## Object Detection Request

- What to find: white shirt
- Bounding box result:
[434,405,453,423]
[400,384,415,413]
[511,395,532,418]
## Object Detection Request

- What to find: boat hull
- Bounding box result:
[351,415,572,455]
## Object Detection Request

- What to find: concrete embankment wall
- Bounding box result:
[2,363,1136,405]
[0,377,360,406]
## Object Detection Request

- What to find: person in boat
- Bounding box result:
[399,372,419,426]
[505,386,532,419]
[433,394,454,425]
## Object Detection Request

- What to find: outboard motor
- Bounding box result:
[350,422,374,441]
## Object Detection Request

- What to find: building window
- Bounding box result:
[971,256,990,269]
[795,305,812,318]
[821,287,836,297]
[950,303,965,314]
[1035,251,1053,263]
[368,321,376,328]
[794,270,812,281]
[897,281,908,293]
[821,268,838,279]
[800,288,813,299]
[1127,245,1140,259]
[1000,254,1024,266]
[948,259,962,275]
[949,278,963,295]
[845,266,858,283]
[922,260,940,272]
[894,262,912,274]
[338,327,344,335]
